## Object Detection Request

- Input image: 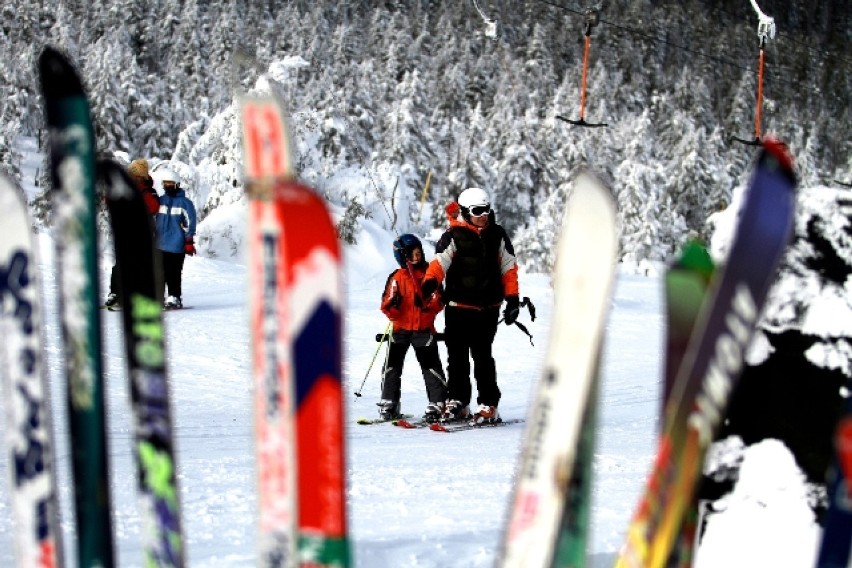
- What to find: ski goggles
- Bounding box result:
[469,205,491,216]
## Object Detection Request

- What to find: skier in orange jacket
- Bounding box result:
[377,234,448,422]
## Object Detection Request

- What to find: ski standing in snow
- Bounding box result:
[102,160,186,567]
[497,171,618,568]
[616,139,797,568]
[38,45,116,568]
[0,174,65,568]
[376,234,448,422]
[154,168,196,310]
[421,188,521,425]
[240,93,350,567]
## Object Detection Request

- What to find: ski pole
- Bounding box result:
[354,322,392,399]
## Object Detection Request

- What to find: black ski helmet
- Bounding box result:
[393,234,422,267]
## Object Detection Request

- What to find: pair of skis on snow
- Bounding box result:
[497,139,799,568]
[0,48,183,568]
[357,414,525,432]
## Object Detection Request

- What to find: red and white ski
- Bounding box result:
[240,95,349,567]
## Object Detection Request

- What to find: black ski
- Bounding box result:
[101,160,186,567]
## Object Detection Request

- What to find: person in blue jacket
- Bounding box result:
[154,168,196,309]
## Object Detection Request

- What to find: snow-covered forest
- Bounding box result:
[1,0,850,271]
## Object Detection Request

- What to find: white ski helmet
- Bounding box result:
[160,168,180,185]
[458,187,491,219]
[458,187,489,209]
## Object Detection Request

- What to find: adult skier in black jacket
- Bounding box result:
[421,188,521,424]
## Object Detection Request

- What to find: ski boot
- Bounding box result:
[471,404,500,425]
[376,399,400,421]
[423,401,445,423]
[440,399,469,423]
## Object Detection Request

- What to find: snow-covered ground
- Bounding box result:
[0,225,821,567]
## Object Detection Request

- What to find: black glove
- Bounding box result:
[503,295,520,325]
[389,293,402,308]
[421,278,439,297]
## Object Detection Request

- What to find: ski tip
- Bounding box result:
[38,46,85,98]
[429,423,449,432]
[760,137,795,181]
[99,159,137,202]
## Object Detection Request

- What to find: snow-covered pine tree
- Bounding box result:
[85,35,131,154]
[614,110,686,268]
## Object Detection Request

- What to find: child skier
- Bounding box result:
[377,234,448,422]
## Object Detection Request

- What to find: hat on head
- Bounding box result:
[392,234,423,267]
[127,159,149,178]
[457,187,491,220]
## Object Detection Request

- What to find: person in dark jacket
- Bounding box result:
[421,188,521,424]
[104,158,161,309]
[154,168,196,309]
[377,234,448,422]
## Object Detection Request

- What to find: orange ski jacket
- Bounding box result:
[380,262,443,332]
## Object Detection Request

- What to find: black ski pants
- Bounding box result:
[381,330,447,408]
[444,305,500,408]
[160,250,185,299]
[109,264,120,295]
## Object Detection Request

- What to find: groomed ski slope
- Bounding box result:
[0,228,820,567]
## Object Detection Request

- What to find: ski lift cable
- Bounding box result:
[468,0,543,169]
[470,0,608,129]
[779,32,852,67]
[537,0,752,73]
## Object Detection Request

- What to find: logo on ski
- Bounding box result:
[1,251,59,568]
[262,230,282,419]
[687,283,758,445]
